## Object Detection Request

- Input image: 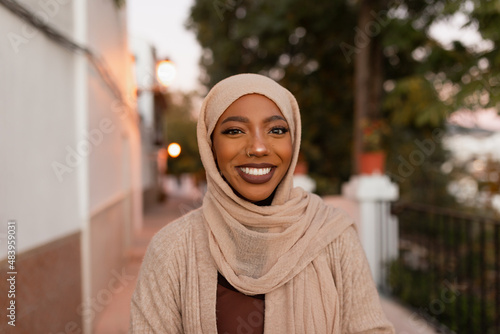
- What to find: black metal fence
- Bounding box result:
[388,202,500,334]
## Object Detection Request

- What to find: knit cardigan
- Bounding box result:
[129,208,395,333]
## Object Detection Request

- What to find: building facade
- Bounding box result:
[0,1,141,332]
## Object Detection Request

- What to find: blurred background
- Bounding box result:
[1,0,499,333]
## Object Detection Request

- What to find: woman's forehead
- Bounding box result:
[218,94,287,123]
[202,75,298,144]
[223,94,283,114]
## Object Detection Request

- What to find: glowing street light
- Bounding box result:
[156,60,176,87]
[134,59,176,96]
[167,143,181,158]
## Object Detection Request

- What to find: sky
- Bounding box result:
[428,11,492,51]
[127,0,202,92]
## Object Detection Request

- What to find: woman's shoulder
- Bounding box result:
[323,219,363,265]
[146,207,205,259]
[314,195,356,235]
[315,197,360,247]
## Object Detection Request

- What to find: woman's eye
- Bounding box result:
[222,128,243,135]
[270,127,289,135]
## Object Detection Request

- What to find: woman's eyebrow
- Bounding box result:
[220,114,287,124]
[264,115,287,123]
[221,116,249,124]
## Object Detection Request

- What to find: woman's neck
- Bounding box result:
[253,190,276,206]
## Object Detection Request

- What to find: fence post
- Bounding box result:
[342,174,399,287]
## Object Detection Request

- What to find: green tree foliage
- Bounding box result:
[380,0,500,205]
[458,0,500,110]
[187,0,498,200]
[113,0,126,9]
[188,0,358,194]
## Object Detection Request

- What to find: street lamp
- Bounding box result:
[132,53,177,203]
[167,142,181,158]
[135,59,176,96]
[139,58,176,147]
[156,60,177,88]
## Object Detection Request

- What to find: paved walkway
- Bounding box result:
[94,195,438,334]
[93,195,203,334]
[380,297,439,334]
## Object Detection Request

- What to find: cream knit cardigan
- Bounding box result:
[130,74,394,333]
[130,209,394,333]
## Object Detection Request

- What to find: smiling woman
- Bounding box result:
[212,94,292,203]
[130,73,395,334]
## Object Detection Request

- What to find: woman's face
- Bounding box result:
[212,94,293,203]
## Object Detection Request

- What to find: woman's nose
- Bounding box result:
[247,133,270,157]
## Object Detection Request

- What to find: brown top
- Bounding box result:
[216,272,265,334]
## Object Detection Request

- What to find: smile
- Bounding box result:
[239,167,272,176]
[236,165,276,184]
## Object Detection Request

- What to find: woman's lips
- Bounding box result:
[236,164,276,184]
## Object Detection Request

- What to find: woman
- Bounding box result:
[130,73,394,333]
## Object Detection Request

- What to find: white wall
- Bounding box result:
[131,36,156,129]
[130,36,157,192]
[0,1,81,257]
[85,1,140,216]
[0,0,142,255]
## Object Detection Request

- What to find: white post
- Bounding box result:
[342,175,399,287]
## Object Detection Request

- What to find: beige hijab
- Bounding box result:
[197,73,353,332]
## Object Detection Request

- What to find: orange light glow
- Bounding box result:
[167,143,181,158]
[157,148,168,172]
[158,148,168,160]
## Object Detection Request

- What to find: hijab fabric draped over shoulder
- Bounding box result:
[197,74,353,332]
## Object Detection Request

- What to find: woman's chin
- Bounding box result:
[238,188,275,203]
[224,174,279,203]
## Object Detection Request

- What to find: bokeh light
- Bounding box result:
[156,60,176,87]
[167,143,181,158]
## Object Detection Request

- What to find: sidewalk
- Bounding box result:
[380,296,439,334]
[94,195,202,334]
[94,195,438,334]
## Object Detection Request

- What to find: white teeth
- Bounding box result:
[240,167,272,176]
